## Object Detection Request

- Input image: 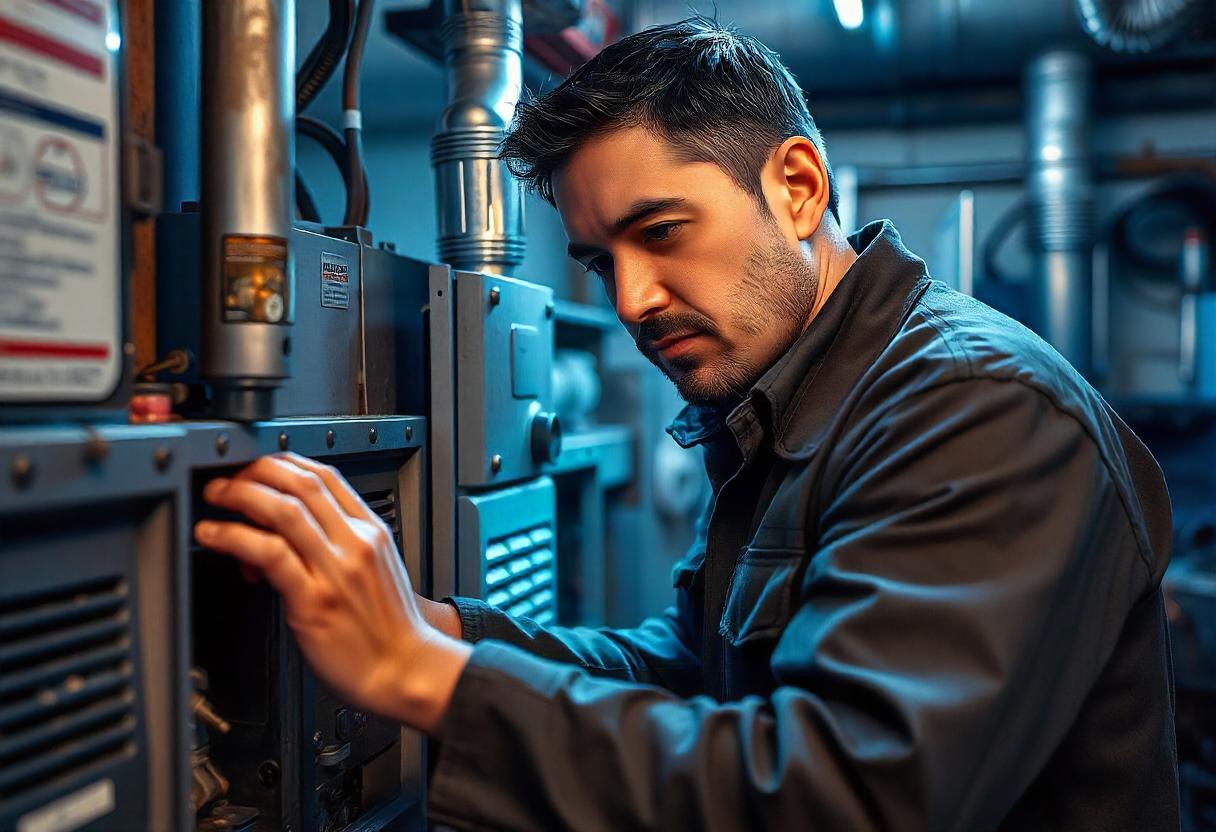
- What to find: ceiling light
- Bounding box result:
[833,0,864,30]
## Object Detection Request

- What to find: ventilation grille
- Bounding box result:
[0,576,136,802]
[482,525,556,625]
[361,489,402,553]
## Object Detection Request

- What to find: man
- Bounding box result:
[194,18,1179,830]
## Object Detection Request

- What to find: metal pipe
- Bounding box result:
[1025,50,1094,377]
[432,0,526,275]
[201,0,295,421]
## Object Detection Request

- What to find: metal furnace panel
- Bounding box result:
[0,425,191,832]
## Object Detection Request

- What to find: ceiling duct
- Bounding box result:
[1075,0,1206,53]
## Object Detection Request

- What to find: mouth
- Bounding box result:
[649,332,702,360]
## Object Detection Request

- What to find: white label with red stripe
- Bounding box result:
[0,0,120,402]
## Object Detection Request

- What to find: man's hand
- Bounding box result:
[193,452,471,734]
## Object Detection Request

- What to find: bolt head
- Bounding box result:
[153,447,173,472]
[257,759,281,788]
[489,286,501,306]
[10,455,34,489]
[215,433,230,457]
[326,430,336,449]
[490,454,503,473]
[368,427,378,444]
[405,425,413,442]
[278,432,289,451]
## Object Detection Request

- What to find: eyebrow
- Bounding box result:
[566,197,689,260]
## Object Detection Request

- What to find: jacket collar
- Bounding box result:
[667,220,931,460]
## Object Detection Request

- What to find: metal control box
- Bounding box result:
[156,215,433,420]
[454,271,558,487]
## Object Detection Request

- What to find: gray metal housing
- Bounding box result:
[0,414,431,831]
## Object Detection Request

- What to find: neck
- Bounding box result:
[801,219,858,332]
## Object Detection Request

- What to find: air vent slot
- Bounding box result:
[0,576,137,800]
[360,489,402,552]
[483,524,557,625]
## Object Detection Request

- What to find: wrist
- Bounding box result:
[417,595,464,640]
[394,629,473,735]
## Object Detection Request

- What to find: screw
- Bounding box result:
[405,425,413,442]
[10,455,34,489]
[215,433,230,457]
[84,433,110,464]
[326,430,335,449]
[545,301,555,319]
[153,447,173,472]
[257,759,281,788]
[490,454,502,473]
[368,427,377,444]
[488,286,501,307]
[278,432,289,451]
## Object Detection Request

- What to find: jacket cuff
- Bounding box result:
[444,595,491,644]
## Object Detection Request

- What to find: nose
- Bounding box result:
[611,258,669,329]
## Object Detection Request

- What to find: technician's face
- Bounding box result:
[554,127,819,408]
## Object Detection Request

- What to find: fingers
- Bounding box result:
[275,452,381,526]
[195,520,311,598]
[202,477,333,570]
[233,456,353,542]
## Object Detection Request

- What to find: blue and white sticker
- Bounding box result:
[320,251,350,310]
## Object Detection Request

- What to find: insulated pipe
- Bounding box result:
[154,0,201,211]
[432,0,526,275]
[1025,50,1094,377]
[201,0,296,421]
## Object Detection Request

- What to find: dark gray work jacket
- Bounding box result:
[429,220,1179,831]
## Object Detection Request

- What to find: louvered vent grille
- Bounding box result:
[0,577,137,801]
[482,524,556,625]
[360,489,402,553]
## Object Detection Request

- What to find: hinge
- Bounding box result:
[123,132,162,217]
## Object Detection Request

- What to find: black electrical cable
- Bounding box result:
[296,171,321,223]
[342,0,376,227]
[296,115,369,221]
[981,197,1029,284]
[297,0,355,113]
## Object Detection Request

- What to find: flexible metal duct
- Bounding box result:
[1026,50,1095,376]
[1076,0,1203,53]
[433,0,526,275]
[201,0,296,420]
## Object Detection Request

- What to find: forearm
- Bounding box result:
[443,595,704,695]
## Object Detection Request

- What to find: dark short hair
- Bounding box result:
[500,16,839,223]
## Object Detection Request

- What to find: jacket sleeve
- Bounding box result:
[444,592,703,696]
[427,379,1153,831]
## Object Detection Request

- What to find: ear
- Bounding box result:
[764,136,829,241]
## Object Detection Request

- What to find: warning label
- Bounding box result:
[320,251,349,310]
[0,0,121,402]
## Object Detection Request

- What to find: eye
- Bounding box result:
[643,221,683,243]
[583,254,613,279]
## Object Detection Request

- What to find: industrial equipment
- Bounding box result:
[187,418,428,832]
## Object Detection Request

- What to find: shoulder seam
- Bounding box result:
[915,299,976,379]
